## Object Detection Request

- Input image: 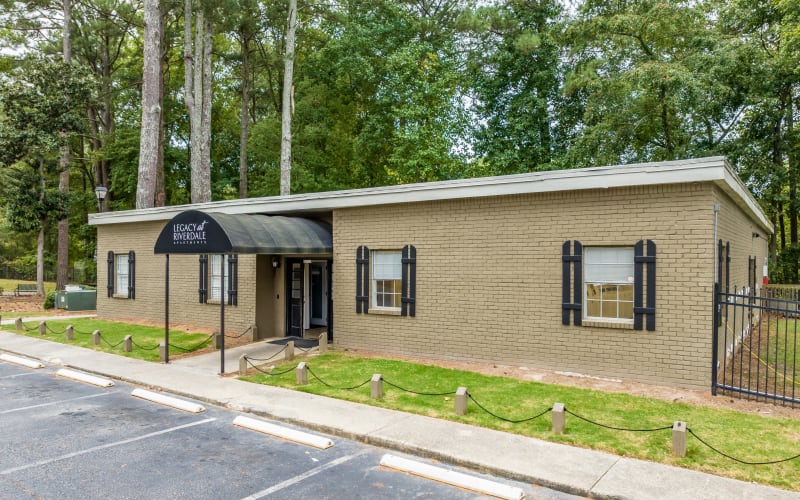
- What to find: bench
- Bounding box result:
[15,284,37,296]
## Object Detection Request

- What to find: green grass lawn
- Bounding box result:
[14,318,212,362]
[242,351,800,491]
[765,318,800,368]
[0,278,56,295]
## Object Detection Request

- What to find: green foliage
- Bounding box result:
[43,291,56,309]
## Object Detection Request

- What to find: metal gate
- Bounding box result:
[713,284,800,406]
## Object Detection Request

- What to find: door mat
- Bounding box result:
[267,336,319,349]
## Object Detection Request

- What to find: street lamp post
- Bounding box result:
[94,185,108,212]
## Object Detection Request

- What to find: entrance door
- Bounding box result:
[309,262,327,327]
[287,260,304,337]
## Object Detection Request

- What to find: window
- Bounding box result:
[115,254,129,296]
[372,250,402,310]
[210,254,223,302]
[584,247,634,322]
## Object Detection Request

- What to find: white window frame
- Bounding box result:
[210,255,223,302]
[371,250,402,312]
[115,254,129,297]
[583,247,635,323]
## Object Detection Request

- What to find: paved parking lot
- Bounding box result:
[0,359,580,499]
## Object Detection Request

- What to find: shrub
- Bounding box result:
[43,291,56,309]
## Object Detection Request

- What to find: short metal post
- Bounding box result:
[371,374,383,399]
[296,361,308,385]
[239,355,248,376]
[92,330,100,345]
[124,335,132,352]
[672,421,687,457]
[455,387,468,415]
[65,325,74,341]
[159,342,167,363]
[15,317,22,331]
[318,332,328,353]
[552,402,565,434]
[38,321,46,335]
[286,341,295,361]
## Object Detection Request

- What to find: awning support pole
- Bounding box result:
[164,254,170,364]
[220,253,225,375]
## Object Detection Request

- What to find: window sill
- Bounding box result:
[112,294,130,300]
[369,308,401,316]
[582,319,634,330]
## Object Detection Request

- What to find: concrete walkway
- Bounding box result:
[0,328,797,499]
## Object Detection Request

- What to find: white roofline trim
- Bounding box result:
[88,156,772,234]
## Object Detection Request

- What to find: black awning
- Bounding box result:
[153,210,332,255]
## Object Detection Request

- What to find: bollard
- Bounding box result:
[318,331,328,353]
[552,402,565,434]
[65,325,74,341]
[92,330,101,346]
[15,317,22,331]
[371,374,383,399]
[239,355,248,376]
[213,332,222,350]
[296,362,308,385]
[159,342,167,363]
[672,421,687,458]
[286,341,295,361]
[124,335,132,352]
[38,321,46,335]
[455,387,468,416]
[250,324,258,342]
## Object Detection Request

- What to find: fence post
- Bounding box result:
[552,402,565,434]
[371,374,383,399]
[15,317,22,331]
[65,325,74,341]
[250,323,258,342]
[455,387,468,415]
[711,282,720,396]
[672,421,687,457]
[38,321,46,335]
[318,332,328,353]
[296,362,308,385]
[159,342,167,363]
[213,332,222,350]
[124,335,132,352]
[92,330,101,345]
[286,341,295,361]
[239,355,248,376]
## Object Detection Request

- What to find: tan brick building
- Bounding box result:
[90,157,770,390]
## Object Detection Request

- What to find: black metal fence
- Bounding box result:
[713,284,800,406]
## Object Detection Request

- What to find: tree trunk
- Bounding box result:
[280,0,297,196]
[190,9,210,203]
[155,2,168,207]
[56,0,72,291]
[136,0,162,209]
[239,30,250,198]
[199,16,212,202]
[38,161,46,296]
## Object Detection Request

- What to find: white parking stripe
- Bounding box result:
[1,417,216,475]
[0,372,39,379]
[0,391,117,415]
[241,451,365,499]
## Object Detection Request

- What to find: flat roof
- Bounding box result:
[88,156,772,233]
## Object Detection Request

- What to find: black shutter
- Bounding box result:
[725,242,731,292]
[401,245,417,317]
[227,254,238,306]
[634,240,656,331]
[356,246,370,313]
[717,239,724,287]
[107,251,115,298]
[562,241,582,326]
[199,255,208,303]
[128,251,136,300]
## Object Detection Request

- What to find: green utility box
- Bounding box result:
[60,289,96,311]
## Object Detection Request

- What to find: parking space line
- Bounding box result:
[0,391,117,415]
[241,450,366,499]
[1,417,216,475]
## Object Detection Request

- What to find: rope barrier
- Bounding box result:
[168,334,214,352]
[97,334,125,349]
[245,358,295,376]
[688,428,800,465]
[225,325,252,339]
[564,408,673,432]
[244,346,288,362]
[130,339,160,351]
[382,378,457,396]
[306,366,371,390]
[468,394,551,423]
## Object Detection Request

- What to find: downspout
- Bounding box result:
[713,203,720,283]
[712,202,721,392]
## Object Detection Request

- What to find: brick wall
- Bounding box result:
[97,221,257,335]
[332,183,720,389]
